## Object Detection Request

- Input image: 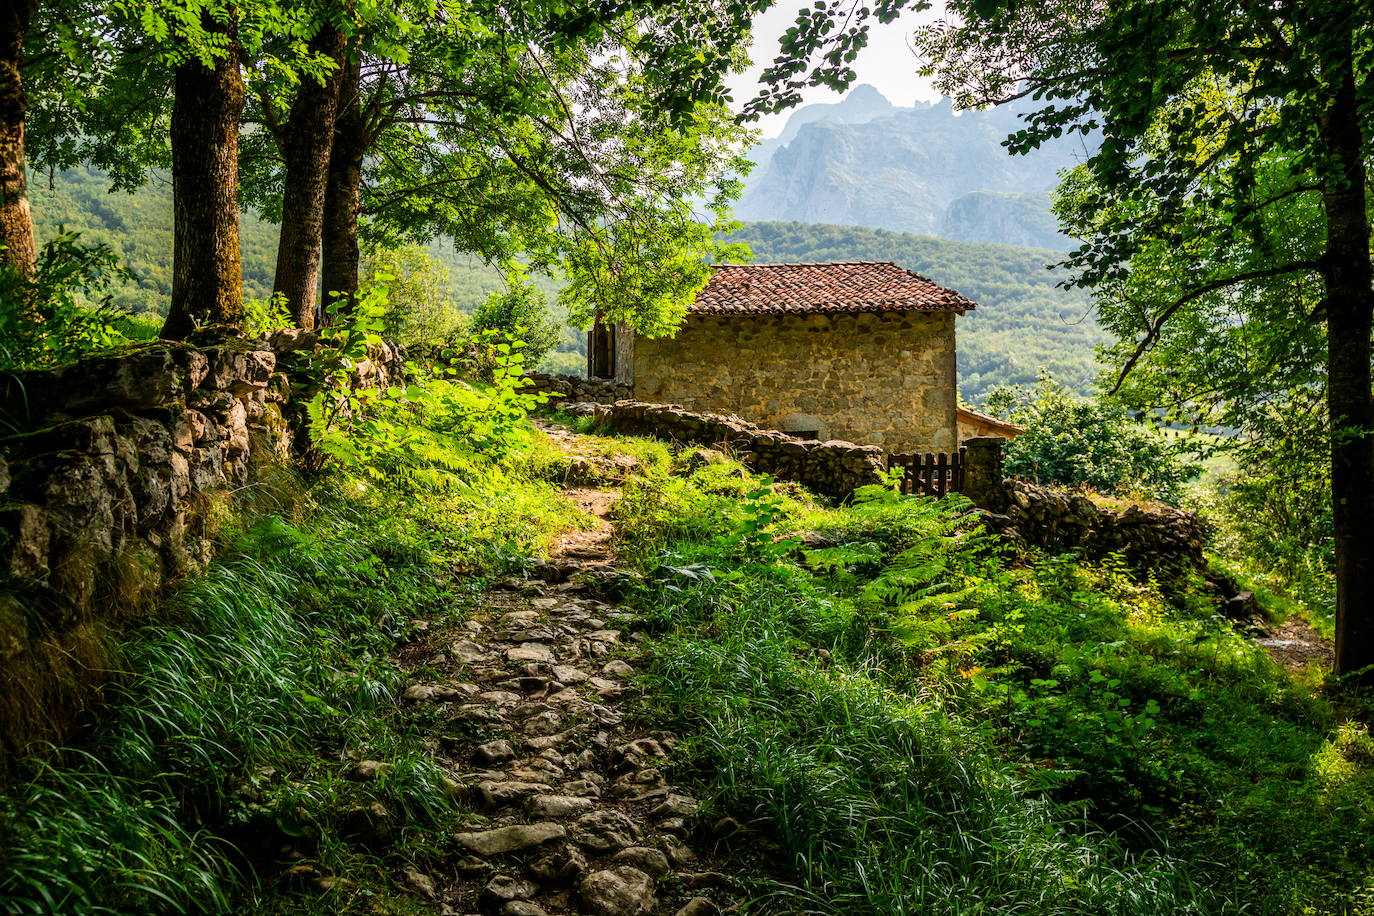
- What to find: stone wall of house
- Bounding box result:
[0,331,403,759]
[586,400,889,499]
[629,311,958,454]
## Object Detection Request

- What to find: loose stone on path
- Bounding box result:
[385,447,750,913]
[456,823,566,856]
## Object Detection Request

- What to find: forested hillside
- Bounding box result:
[731,221,1107,399]
[32,170,1103,398]
[30,167,588,372]
[31,166,517,316]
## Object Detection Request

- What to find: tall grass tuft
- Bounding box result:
[642,565,1210,916]
[0,506,460,915]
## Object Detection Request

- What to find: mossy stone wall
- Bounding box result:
[0,331,404,761]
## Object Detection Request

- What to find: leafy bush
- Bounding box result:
[242,291,292,336]
[984,376,1198,503]
[472,275,561,369]
[0,231,136,369]
[303,278,552,491]
[359,244,469,350]
[1188,432,1336,632]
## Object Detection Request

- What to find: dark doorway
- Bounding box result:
[590,319,616,379]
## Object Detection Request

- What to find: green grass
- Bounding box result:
[0,417,579,913]
[0,499,471,914]
[606,446,1374,915]
[3,409,1366,915]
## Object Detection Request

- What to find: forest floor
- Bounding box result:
[378,422,761,915]
[7,418,1368,916]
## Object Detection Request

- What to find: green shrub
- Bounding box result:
[984,377,1198,503]
[0,231,136,370]
[1187,434,1335,633]
[471,275,561,369]
[359,244,469,351]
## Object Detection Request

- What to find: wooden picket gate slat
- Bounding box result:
[889,447,966,497]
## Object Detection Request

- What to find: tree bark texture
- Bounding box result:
[0,0,38,275]
[1318,43,1374,682]
[273,24,347,330]
[320,52,364,320]
[161,16,245,341]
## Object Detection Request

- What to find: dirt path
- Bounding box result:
[387,428,750,916]
[1255,615,1335,675]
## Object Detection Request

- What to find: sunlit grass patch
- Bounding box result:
[623,459,1374,914]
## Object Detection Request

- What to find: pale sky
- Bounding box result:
[726,2,948,139]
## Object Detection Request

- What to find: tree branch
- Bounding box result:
[1110,259,1323,393]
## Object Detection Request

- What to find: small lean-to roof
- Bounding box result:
[957,406,1025,437]
[692,261,976,316]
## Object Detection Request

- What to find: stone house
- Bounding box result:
[587,261,976,453]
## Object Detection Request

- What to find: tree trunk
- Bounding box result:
[1318,43,1374,682]
[320,52,364,320]
[0,0,38,275]
[161,13,245,341]
[273,23,346,330]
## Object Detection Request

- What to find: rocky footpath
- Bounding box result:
[380,471,754,915]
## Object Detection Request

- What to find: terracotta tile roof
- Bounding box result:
[691,261,976,316]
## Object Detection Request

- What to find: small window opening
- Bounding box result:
[779,413,828,441]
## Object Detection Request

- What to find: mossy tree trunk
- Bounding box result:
[320,52,364,321]
[161,12,245,341]
[0,0,38,276]
[273,23,346,331]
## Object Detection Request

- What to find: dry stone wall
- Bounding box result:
[630,311,958,454]
[0,330,404,758]
[978,477,1209,578]
[525,373,631,404]
[581,400,888,499]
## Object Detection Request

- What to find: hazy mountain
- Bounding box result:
[738,87,1090,249]
[940,190,1067,250]
[747,83,898,174]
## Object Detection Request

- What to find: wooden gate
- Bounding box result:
[889,448,966,497]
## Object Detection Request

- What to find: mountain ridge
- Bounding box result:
[739,87,1089,250]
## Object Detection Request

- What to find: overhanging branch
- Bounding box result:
[1109,259,1323,394]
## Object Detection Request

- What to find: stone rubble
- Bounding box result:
[389,547,749,914]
